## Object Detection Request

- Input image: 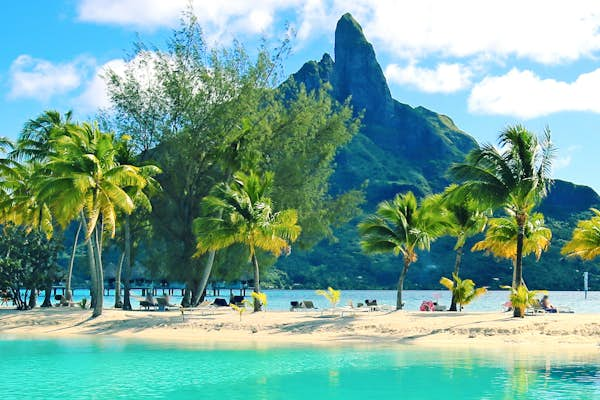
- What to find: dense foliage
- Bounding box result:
[0,225,62,309]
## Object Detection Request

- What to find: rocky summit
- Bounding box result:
[292,13,477,204]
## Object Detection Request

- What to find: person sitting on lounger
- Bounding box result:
[541,295,557,313]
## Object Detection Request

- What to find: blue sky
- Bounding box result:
[2,1,600,192]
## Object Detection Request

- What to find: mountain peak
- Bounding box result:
[334,13,392,120]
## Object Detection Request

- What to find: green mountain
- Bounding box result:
[292,13,477,203]
[277,13,600,291]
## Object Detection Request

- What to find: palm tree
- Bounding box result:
[450,124,554,308]
[12,110,80,301]
[562,208,600,261]
[471,212,552,289]
[38,122,148,317]
[358,192,448,310]
[113,135,161,309]
[441,185,489,311]
[12,110,74,162]
[439,273,487,311]
[194,171,301,311]
[0,162,53,238]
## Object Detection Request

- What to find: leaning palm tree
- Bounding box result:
[358,192,448,310]
[472,212,552,289]
[562,208,600,261]
[450,125,554,313]
[194,171,301,311]
[38,122,149,317]
[441,185,489,311]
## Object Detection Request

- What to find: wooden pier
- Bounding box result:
[52,281,251,297]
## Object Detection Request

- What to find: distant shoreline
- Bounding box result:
[1,308,599,351]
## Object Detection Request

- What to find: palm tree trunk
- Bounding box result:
[397,258,410,310]
[28,289,37,309]
[449,246,463,312]
[85,235,97,309]
[41,285,52,307]
[181,288,191,307]
[195,251,216,302]
[513,218,525,318]
[195,208,223,305]
[114,252,125,308]
[65,221,82,302]
[122,214,132,310]
[252,252,261,312]
[91,226,104,318]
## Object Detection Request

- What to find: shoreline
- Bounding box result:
[1,308,599,351]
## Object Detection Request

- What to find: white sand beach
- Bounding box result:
[1,308,599,350]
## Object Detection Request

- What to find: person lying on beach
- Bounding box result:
[541,295,557,313]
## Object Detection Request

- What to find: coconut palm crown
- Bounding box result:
[562,208,600,261]
[194,171,301,311]
[472,211,551,286]
[358,191,448,310]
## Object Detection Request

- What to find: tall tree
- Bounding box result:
[38,122,152,317]
[11,110,80,301]
[358,192,448,310]
[112,135,161,309]
[440,185,489,311]
[194,171,301,311]
[450,124,554,316]
[104,13,361,305]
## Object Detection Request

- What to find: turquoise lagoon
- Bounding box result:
[1,337,599,399]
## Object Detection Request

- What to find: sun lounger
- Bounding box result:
[300,300,317,310]
[525,299,574,315]
[212,298,229,307]
[136,297,158,311]
[230,295,244,307]
[156,297,178,311]
[290,301,302,311]
[179,301,219,321]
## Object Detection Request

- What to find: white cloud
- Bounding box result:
[76,52,164,112]
[8,55,89,101]
[553,145,581,171]
[385,63,472,93]
[75,59,127,112]
[76,0,600,64]
[77,0,297,42]
[468,68,600,119]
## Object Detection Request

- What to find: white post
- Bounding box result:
[584,271,589,299]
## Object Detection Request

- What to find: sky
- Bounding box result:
[2,1,600,192]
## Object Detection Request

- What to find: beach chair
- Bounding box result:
[230,295,244,307]
[525,299,548,315]
[139,299,158,310]
[300,300,317,310]
[156,296,177,311]
[180,301,218,321]
[290,301,302,311]
[212,298,229,307]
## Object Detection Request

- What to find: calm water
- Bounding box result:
[40,289,600,313]
[1,338,599,399]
